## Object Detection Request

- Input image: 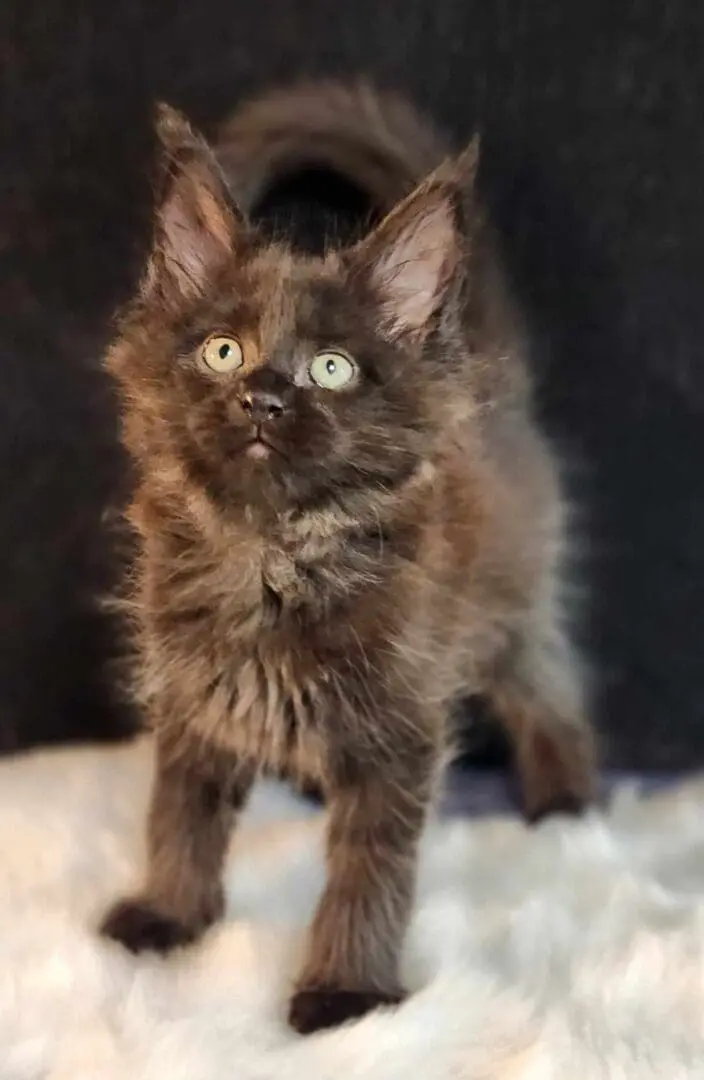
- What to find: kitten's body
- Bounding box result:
[101,84,594,1034]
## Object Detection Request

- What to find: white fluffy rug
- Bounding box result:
[2,739,704,1079]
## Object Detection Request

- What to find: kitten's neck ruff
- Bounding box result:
[196,456,439,613]
[279,456,437,543]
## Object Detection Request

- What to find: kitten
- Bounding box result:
[100,83,595,1035]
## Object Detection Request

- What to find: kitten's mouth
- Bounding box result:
[244,430,287,462]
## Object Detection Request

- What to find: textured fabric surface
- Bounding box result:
[2,738,704,1079]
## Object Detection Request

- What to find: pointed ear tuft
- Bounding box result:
[144,103,242,302]
[154,102,199,154]
[355,179,462,337]
[456,134,481,188]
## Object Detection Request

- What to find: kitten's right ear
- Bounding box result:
[143,103,243,303]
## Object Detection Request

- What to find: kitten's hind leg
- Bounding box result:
[100,732,254,953]
[486,621,596,823]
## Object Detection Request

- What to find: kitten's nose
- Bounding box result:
[239,390,287,425]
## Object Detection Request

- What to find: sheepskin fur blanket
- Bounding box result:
[1,739,703,1079]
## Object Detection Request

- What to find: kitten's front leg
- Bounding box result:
[289,739,437,1034]
[101,730,254,953]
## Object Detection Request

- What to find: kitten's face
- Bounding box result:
[111,105,472,519]
[132,251,443,513]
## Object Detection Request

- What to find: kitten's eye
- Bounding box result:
[309,350,357,390]
[200,335,244,373]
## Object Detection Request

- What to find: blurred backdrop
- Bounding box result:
[1,0,704,767]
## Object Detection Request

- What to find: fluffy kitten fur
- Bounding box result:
[100,82,595,1034]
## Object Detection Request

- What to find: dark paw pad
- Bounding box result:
[288,986,403,1035]
[100,898,198,954]
[526,791,589,824]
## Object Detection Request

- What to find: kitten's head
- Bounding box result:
[109,104,480,521]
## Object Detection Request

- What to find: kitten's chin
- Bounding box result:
[244,441,274,462]
[223,450,296,517]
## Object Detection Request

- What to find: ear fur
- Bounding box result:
[144,103,243,302]
[352,137,480,338]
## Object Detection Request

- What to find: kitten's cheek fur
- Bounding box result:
[288,986,404,1034]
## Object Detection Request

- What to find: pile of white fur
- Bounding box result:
[1,738,703,1079]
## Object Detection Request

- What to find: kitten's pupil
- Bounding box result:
[218,344,231,360]
[326,358,336,375]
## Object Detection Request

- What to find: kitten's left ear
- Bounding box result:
[351,143,479,339]
[144,103,243,302]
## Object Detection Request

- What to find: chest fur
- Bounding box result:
[230,643,334,780]
[145,543,350,780]
[140,509,425,778]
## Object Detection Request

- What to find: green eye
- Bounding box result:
[200,335,243,373]
[309,350,357,390]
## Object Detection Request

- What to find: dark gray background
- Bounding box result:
[2,0,703,768]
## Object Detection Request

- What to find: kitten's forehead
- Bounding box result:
[242,245,343,355]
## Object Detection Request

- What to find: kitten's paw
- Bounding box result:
[100,898,199,954]
[288,986,403,1034]
[526,790,589,824]
[519,733,595,824]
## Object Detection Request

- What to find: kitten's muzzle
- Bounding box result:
[239,389,287,424]
[237,370,293,427]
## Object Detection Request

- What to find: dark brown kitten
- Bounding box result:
[100,85,595,1034]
